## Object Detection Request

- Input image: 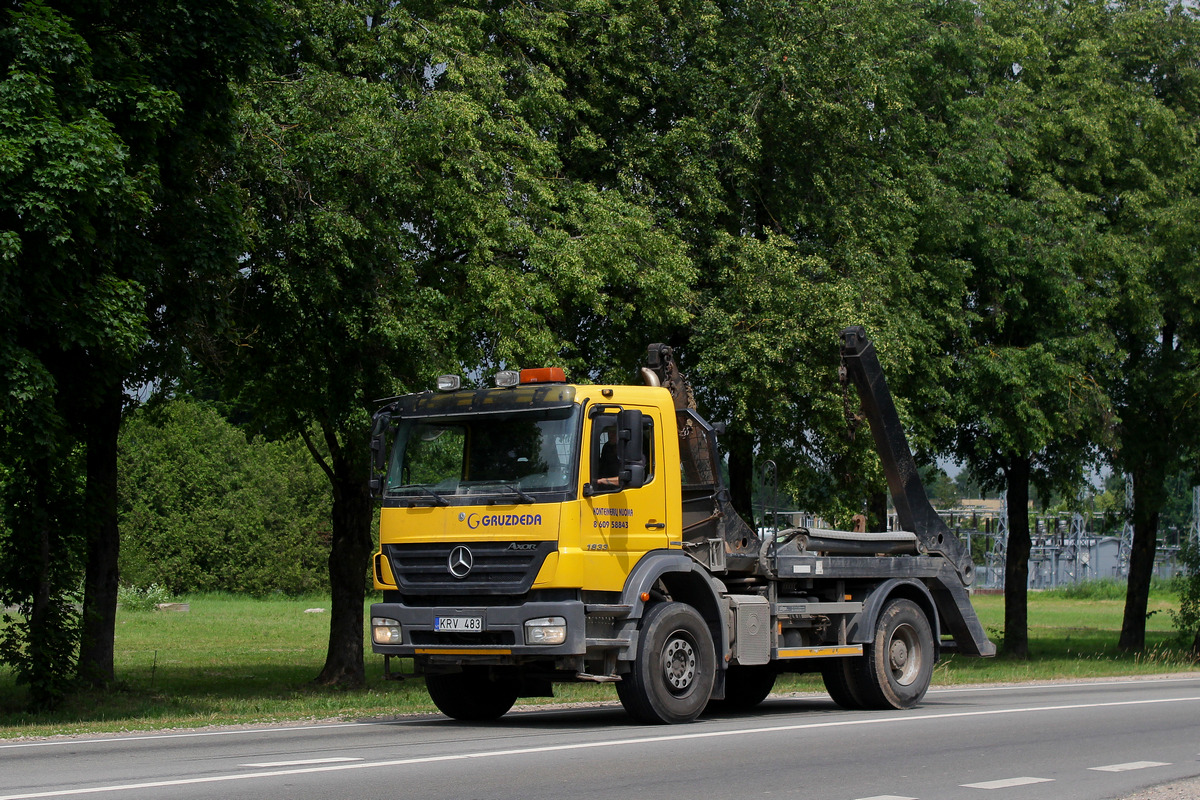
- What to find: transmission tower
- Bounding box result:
[1069,488,1089,582]
[985,490,1008,587]
[1117,474,1134,578]
[1191,486,1199,545]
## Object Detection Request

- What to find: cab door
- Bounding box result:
[584,404,669,580]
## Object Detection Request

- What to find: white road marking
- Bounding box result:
[1089,761,1170,772]
[856,795,919,800]
[927,676,1200,696]
[4,676,1198,752]
[240,757,364,768]
[2,695,1198,800]
[961,777,1054,789]
[0,721,372,750]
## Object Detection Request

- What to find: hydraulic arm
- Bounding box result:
[838,326,976,586]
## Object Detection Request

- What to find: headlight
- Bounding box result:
[372,617,402,645]
[524,616,567,646]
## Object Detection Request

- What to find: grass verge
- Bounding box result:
[1,587,1196,739]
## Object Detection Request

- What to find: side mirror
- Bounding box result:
[369,411,392,494]
[617,408,647,489]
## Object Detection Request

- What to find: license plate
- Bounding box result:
[434,616,482,632]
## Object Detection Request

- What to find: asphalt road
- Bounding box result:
[2,676,1199,800]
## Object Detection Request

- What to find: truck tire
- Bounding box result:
[852,598,934,709]
[821,659,866,710]
[708,664,776,712]
[617,602,716,724]
[425,667,518,721]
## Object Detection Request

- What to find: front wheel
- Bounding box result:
[425,667,518,721]
[851,598,935,709]
[617,602,716,724]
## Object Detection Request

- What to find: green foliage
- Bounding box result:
[0,445,85,709]
[118,401,332,596]
[116,584,172,613]
[0,598,79,712]
[921,465,963,509]
[1172,538,1200,656]
[940,0,1119,497]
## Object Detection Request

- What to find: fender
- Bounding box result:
[847,578,942,654]
[617,550,730,667]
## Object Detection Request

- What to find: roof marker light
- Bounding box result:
[520,367,566,384]
[436,375,462,392]
[494,370,520,388]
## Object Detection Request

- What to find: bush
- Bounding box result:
[0,445,87,709]
[118,401,332,596]
[1171,538,1200,658]
[116,583,172,612]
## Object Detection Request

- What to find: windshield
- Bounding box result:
[385,406,580,502]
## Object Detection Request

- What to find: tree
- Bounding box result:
[0,0,272,704]
[936,0,1119,657]
[1092,1,1200,653]
[223,0,692,686]
[921,465,962,510]
[1,1,148,703]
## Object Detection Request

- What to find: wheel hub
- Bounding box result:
[662,636,697,691]
[889,639,909,670]
[888,622,921,686]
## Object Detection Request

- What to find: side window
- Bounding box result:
[590,412,655,491]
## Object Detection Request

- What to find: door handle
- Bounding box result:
[645,522,666,530]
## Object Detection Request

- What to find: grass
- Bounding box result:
[1,585,1196,739]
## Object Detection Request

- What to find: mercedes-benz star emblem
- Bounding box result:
[448,545,473,579]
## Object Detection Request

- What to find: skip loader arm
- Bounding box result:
[839,327,995,657]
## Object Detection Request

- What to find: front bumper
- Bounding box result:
[370,599,588,660]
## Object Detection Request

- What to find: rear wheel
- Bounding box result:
[852,598,934,709]
[425,667,519,721]
[617,602,716,724]
[821,658,866,709]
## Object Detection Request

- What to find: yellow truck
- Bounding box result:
[368,327,994,724]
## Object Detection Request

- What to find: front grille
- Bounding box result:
[385,541,556,595]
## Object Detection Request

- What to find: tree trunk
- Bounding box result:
[78,384,123,687]
[1119,468,1163,652]
[726,431,755,526]
[1003,454,1032,659]
[866,489,888,533]
[315,429,374,688]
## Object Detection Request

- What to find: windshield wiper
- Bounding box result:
[489,483,536,504]
[402,485,450,506]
